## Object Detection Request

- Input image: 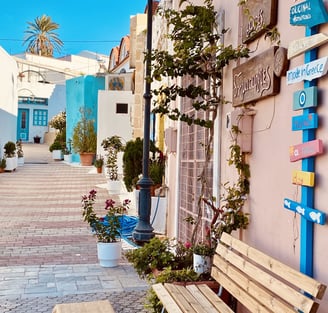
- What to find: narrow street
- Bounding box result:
[0,144,148,313]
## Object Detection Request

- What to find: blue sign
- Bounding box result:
[290,0,328,28]
[292,113,318,131]
[284,198,326,225]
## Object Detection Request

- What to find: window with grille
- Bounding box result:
[33,109,48,126]
[178,76,213,243]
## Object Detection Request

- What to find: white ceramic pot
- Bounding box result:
[193,253,212,274]
[64,154,72,163]
[52,150,63,160]
[97,241,122,267]
[5,157,17,171]
[18,157,24,166]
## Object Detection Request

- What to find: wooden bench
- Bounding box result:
[52,300,115,313]
[152,232,326,313]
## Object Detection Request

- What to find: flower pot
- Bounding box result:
[33,137,41,144]
[18,157,24,166]
[5,157,17,172]
[64,154,72,163]
[193,253,212,274]
[97,241,122,267]
[96,167,103,174]
[108,180,121,193]
[52,150,63,160]
[79,153,95,166]
[0,168,5,173]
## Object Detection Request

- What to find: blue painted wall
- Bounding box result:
[66,75,105,163]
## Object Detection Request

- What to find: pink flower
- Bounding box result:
[185,241,192,249]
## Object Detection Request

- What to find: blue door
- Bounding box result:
[17,109,29,141]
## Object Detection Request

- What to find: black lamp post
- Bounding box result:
[132,0,155,243]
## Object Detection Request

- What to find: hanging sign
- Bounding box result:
[289,139,323,162]
[292,170,315,186]
[241,0,278,43]
[284,199,326,225]
[232,47,283,105]
[287,56,328,85]
[293,87,317,110]
[288,33,328,60]
[290,0,328,28]
[292,113,318,131]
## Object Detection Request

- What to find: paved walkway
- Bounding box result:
[0,144,149,313]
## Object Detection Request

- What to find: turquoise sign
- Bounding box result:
[293,87,317,110]
[290,0,328,27]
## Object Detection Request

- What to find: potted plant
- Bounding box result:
[63,139,72,162]
[4,141,17,171]
[149,151,165,196]
[0,158,6,173]
[49,140,64,160]
[94,155,104,173]
[125,237,193,279]
[192,242,215,274]
[16,140,24,166]
[33,135,41,144]
[122,138,163,192]
[101,136,124,192]
[81,189,130,267]
[72,109,97,166]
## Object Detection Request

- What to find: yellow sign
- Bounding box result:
[292,170,315,187]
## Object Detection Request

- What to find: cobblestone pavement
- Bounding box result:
[0,144,149,313]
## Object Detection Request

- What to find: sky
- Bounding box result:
[0,0,147,57]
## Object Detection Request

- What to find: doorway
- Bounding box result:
[17,109,29,141]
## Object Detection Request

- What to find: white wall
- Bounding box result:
[0,47,18,157]
[97,90,133,175]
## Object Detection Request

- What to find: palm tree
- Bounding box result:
[23,15,63,57]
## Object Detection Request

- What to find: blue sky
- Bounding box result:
[0,0,147,57]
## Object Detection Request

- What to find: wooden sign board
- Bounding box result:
[289,139,323,162]
[290,0,328,28]
[288,33,328,60]
[293,87,317,110]
[292,170,315,186]
[292,113,318,131]
[284,198,326,225]
[233,47,281,106]
[241,0,277,43]
[287,56,328,85]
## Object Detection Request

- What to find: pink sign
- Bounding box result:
[289,139,323,162]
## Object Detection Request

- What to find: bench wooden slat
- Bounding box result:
[187,284,234,313]
[165,283,198,313]
[216,243,316,313]
[220,232,326,299]
[152,233,326,313]
[212,259,297,313]
[152,284,184,313]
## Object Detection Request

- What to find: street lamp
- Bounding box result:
[132,0,155,243]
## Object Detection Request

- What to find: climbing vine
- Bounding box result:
[149,0,251,245]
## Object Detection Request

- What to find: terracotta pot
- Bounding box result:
[96,167,102,173]
[79,153,95,166]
